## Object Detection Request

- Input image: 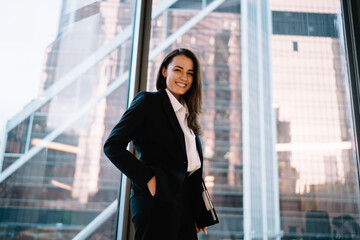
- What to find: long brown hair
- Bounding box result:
[156,48,202,134]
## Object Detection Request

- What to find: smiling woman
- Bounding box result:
[156,48,203,134]
[104,48,216,239]
[162,55,194,100]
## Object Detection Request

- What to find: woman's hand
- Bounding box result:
[195,224,207,234]
[147,176,156,196]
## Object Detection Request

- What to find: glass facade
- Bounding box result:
[1,0,360,239]
[0,0,137,239]
[271,1,360,239]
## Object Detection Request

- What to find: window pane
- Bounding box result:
[272,0,360,239]
[0,1,136,239]
[147,0,360,239]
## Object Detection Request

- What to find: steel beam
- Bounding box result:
[72,199,118,240]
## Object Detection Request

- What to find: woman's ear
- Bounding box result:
[162,67,167,78]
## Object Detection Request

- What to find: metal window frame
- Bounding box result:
[0,127,6,173]
[115,0,152,239]
[118,1,228,238]
[242,0,282,239]
[341,0,360,184]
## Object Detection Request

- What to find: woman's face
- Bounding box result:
[162,55,194,100]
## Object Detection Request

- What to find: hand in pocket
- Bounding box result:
[147,176,156,196]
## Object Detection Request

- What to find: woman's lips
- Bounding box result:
[176,82,186,88]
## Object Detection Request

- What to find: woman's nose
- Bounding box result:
[181,73,187,80]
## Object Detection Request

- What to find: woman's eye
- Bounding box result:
[174,69,180,72]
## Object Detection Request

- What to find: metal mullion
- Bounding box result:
[24,114,34,153]
[0,127,7,173]
[3,153,24,158]
[72,200,118,240]
[341,0,360,188]
[241,0,251,239]
[151,0,177,19]
[115,0,152,239]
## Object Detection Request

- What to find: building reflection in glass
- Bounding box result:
[0,0,360,239]
[147,0,360,239]
[0,0,135,239]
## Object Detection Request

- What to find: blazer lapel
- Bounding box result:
[195,134,204,164]
[159,88,187,156]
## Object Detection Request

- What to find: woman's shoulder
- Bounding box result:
[134,90,161,101]
[130,90,161,109]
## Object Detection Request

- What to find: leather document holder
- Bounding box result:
[195,179,219,228]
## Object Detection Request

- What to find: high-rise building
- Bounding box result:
[271,1,360,238]
[1,0,359,239]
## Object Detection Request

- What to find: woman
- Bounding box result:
[104,48,207,239]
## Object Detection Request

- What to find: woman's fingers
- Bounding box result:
[195,224,207,234]
[195,224,201,233]
[147,176,156,196]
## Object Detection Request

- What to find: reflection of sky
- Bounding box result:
[0,0,61,130]
[273,35,349,193]
[271,0,339,13]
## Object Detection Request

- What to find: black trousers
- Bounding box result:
[130,177,198,240]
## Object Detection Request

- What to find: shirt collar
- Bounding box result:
[165,88,187,114]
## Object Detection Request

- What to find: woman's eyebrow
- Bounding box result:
[174,65,194,71]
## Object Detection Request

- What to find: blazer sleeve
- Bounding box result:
[103,91,154,188]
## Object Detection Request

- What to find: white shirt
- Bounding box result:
[165,89,201,173]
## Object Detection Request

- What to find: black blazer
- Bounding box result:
[104,88,204,215]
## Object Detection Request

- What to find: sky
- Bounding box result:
[0,0,62,131]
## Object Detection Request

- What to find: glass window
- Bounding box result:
[1,0,360,239]
[0,1,137,239]
[272,0,360,237]
[146,0,360,239]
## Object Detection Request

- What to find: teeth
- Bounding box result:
[176,83,186,87]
